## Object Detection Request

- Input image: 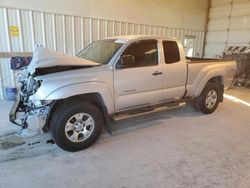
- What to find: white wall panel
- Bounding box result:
[99,20,106,40]
[8,9,19,52]
[1,7,205,55]
[92,18,99,42]
[207,18,230,31]
[113,21,120,37]
[211,0,232,7]
[228,30,250,44]
[231,2,250,16]
[209,5,231,19]
[0,8,10,52]
[1,0,209,31]
[33,12,45,48]
[206,31,228,44]
[107,20,113,37]
[230,16,250,30]
[205,44,226,57]
[0,58,15,99]
[55,14,66,53]
[74,17,83,54]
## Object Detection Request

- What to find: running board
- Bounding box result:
[112,101,186,121]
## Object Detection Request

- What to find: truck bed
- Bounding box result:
[186,57,233,64]
[185,58,236,97]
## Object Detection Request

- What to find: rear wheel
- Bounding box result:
[194,82,221,114]
[50,101,103,152]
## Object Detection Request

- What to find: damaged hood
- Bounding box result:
[27,47,100,75]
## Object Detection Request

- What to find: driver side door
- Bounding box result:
[114,40,163,112]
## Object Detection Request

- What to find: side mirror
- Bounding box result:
[116,55,135,69]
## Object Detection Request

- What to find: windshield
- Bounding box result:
[77,39,124,64]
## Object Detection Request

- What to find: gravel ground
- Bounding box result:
[0,88,250,188]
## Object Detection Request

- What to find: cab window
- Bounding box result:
[117,40,158,69]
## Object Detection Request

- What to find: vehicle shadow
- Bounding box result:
[107,104,202,137]
[0,103,202,162]
[0,132,63,163]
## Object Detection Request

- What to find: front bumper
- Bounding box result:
[9,97,51,130]
[9,98,26,127]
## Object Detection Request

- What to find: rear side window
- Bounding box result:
[162,41,180,64]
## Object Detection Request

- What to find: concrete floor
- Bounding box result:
[0,87,250,188]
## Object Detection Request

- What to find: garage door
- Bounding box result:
[205,0,250,57]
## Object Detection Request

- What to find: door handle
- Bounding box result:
[152,71,163,76]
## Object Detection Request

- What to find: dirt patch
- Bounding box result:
[0,141,25,150]
[46,139,55,144]
[0,133,26,150]
[0,132,62,164]
[28,141,40,146]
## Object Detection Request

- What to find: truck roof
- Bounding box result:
[106,35,177,41]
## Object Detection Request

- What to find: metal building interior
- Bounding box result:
[0,0,250,187]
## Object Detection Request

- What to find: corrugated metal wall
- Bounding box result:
[0,7,205,99]
[205,0,250,57]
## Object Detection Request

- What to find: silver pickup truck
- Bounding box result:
[9,36,236,152]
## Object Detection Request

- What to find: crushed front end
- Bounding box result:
[9,71,53,137]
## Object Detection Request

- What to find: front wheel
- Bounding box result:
[194,82,221,114]
[50,101,103,152]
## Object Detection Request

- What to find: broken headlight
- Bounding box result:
[26,76,41,96]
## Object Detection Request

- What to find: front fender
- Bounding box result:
[30,81,114,114]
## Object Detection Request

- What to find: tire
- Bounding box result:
[50,101,103,152]
[194,82,221,114]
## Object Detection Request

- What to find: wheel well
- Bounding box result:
[44,93,108,132]
[207,76,224,102]
[208,76,223,85]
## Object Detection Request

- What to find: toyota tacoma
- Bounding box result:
[9,36,237,152]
